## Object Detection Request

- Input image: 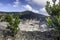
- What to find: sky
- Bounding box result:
[0,0,59,16]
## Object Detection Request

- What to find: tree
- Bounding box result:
[4,14,20,37]
[45,0,60,39]
[5,14,14,25]
[12,16,20,36]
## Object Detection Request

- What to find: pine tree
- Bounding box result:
[45,0,60,39]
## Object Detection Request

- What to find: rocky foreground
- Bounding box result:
[0,30,59,40]
[0,22,59,40]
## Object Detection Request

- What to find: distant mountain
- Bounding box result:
[19,11,48,20]
[0,11,48,21]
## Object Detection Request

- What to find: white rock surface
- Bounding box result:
[0,20,53,32]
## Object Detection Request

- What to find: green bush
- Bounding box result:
[45,0,60,39]
[4,14,20,37]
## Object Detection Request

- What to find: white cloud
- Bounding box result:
[24,5,32,11]
[32,9,39,13]
[39,7,50,16]
[40,7,46,12]
[14,0,19,5]
[13,0,20,7]
[26,0,59,6]
[32,0,47,6]
[25,0,48,6]
[13,5,17,7]
[28,0,58,16]
[23,5,39,13]
[23,4,50,16]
